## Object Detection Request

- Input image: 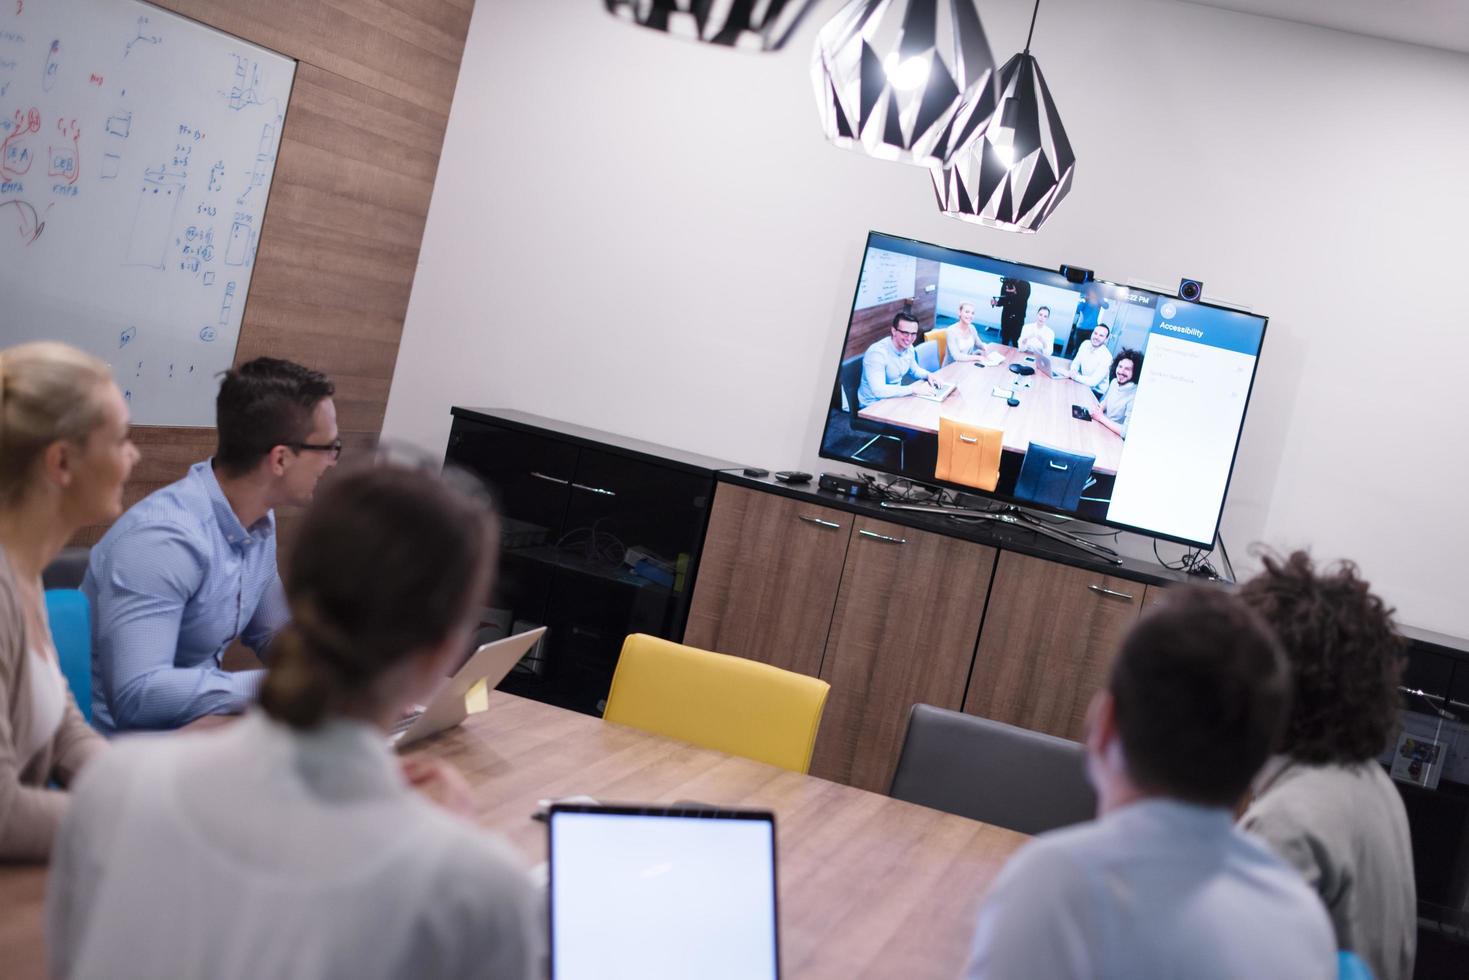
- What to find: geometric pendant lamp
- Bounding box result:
[932,2,1075,232]
[604,0,821,52]
[812,0,1001,168]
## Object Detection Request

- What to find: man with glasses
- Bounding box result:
[857,311,938,409]
[84,358,339,733]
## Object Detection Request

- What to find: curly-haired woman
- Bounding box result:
[1238,551,1414,980]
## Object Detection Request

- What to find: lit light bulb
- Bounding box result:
[882,51,931,91]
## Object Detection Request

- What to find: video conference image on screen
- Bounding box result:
[819,232,1269,548]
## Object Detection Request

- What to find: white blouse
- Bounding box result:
[46,711,540,980]
[22,645,67,765]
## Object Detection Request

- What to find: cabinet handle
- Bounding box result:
[797,515,842,530]
[530,471,570,486]
[1088,584,1135,601]
[858,529,906,545]
[572,482,617,497]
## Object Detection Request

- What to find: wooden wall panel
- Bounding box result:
[74,1,476,544]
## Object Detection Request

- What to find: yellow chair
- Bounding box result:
[603,634,831,773]
[927,327,948,365]
[935,417,1003,491]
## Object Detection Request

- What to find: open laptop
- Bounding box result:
[912,378,955,402]
[389,626,546,748]
[549,803,781,980]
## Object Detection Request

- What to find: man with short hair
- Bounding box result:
[1062,322,1113,390]
[1017,305,1055,357]
[856,311,936,409]
[84,358,339,733]
[964,588,1336,980]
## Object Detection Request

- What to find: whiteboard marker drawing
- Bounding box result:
[223,222,252,266]
[125,167,185,268]
[1,107,39,177]
[118,326,136,348]
[100,151,120,178]
[47,117,79,185]
[41,40,58,92]
[104,111,131,138]
[0,198,44,244]
[217,279,235,324]
[124,16,160,58]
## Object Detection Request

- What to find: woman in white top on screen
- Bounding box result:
[943,301,989,365]
[1062,323,1114,391]
[0,342,137,861]
[1094,348,1143,438]
[1017,306,1056,356]
[47,462,539,980]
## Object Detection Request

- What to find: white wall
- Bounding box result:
[383,0,1469,637]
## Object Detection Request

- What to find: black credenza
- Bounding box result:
[445,408,740,715]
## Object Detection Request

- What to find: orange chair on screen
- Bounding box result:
[928,328,948,365]
[935,417,1003,491]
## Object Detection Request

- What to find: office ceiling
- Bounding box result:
[1178,0,1469,55]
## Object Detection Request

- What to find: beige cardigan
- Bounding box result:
[0,545,105,861]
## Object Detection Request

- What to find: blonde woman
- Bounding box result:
[0,342,138,860]
[943,301,989,364]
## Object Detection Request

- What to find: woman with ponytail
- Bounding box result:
[47,462,539,979]
[0,342,137,860]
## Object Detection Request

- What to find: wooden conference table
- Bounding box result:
[859,344,1125,475]
[0,692,1027,980]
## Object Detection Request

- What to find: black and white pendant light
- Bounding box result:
[812,0,1001,167]
[932,0,1075,232]
[604,0,820,51]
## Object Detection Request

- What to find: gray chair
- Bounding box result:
[889,703,1097,835]
[43,545,91,590]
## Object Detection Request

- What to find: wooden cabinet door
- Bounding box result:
[810,517,996,792]
[1142,583,1171,613]
[963,552,1145,742]
[683,484,852,678]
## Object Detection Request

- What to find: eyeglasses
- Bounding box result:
[289,439,343,461]
[894,328,919,338]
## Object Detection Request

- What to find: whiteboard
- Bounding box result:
[854,248,916,311]
[0,0,294,425]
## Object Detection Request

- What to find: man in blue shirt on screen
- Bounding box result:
[857,311,937,408]
[964,588,1335,979]
[84,358,339,733]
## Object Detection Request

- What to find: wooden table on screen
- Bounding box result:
[858,343,1125,475]
[0,692,1027,980]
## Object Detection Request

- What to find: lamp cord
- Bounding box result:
[1023,0,1041,55]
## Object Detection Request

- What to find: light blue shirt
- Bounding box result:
[965,798,1336,980]
[83,460,287,734]
[857,336,930,408]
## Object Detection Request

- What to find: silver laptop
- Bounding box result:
[389,627,546,748]
[549,804,781,979]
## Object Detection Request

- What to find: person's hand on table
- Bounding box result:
[401,754,477,819]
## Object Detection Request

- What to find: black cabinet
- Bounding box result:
[446,408,738,715]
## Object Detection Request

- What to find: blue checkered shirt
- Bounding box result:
[83,460,288,733]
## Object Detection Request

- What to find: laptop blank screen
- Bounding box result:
[549,808,779,980]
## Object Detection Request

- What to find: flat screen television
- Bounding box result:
[819,231,1268,549]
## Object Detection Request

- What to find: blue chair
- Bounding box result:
[1337,951,1374,980]
[1013,442,1096,512]
[43,589,92,722]
[914,339,941,373]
